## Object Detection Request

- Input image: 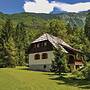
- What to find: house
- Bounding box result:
[28,33,84,71]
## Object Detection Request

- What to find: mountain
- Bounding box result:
[0,11,89,29]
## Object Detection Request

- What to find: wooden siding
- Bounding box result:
[28,40,53,54]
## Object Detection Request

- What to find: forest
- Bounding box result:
[0,11,90,68]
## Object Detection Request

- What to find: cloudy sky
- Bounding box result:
[0,0,90,14]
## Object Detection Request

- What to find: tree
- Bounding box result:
[85,12,90,40]
[84,12,90,61]
[15,22,28,65]
[48,19,67,39]
[0,19,17,67]
[4,37,17,67]
[1,19,13,43]
[66,22,73,34]
[51,48,68,75]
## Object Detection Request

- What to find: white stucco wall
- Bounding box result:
[29,51,54,65]
[29,51,55,71]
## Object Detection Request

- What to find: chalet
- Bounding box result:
[28,33,84,71]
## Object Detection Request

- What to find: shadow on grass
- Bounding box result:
[49,75,90,89]
[17,67,30,71]
[44,73,67,77]
[17,67,90,89]
[17,67,50,72]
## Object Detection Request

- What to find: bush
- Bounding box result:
[72,65,90,80]
[72,70,85,80]
[0,63,7,68]
[84,66,90,80]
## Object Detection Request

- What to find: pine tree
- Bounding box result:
[4,37,17,67]
[66,22,73,34]
[15,22,28,65]
[48,19,67,39]
[51,48,68,75]
[85,12,90,40]
[0,19,17,67]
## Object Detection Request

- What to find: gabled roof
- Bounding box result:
[31,33,81,54]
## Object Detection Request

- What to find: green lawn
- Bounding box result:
[0,67,90,90]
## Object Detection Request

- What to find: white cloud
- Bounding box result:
[55,2,90,13]
[23,0,55,13]
[23,0,90,13]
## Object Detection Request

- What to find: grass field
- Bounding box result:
[0,67,90,90]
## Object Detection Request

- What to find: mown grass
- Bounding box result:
[0,66,90,90]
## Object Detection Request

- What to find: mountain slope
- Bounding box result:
[0,11,89,29]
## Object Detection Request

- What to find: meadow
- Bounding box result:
[0,67,90,90]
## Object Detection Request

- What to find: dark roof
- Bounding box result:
[31,33,81,54]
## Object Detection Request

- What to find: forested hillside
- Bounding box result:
[0,11,88,27]
[0,11,90,67]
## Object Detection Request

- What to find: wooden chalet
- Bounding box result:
[28,33,84,71]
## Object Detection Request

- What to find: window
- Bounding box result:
[44,42,47,46]
[42,53,48,59]
[41,42,47,47]
[34,54,40,60]
[43,65,47,69]
[37,43,39,48]
[68,55,74,64]
[34,44,37,48]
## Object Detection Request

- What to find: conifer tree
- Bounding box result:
[15,22,28,65]
[0,19,17,67]
[51,48,68,75]
[48,19,67,39]
[85,12,90,40]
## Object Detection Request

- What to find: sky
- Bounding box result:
[0,0,90,14]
